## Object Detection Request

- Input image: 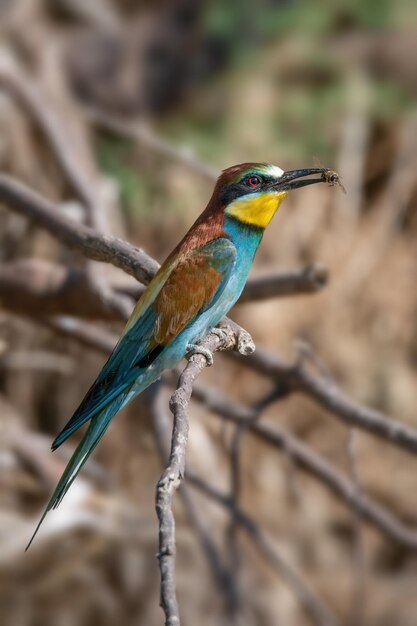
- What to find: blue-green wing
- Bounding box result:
[52,237,236,449]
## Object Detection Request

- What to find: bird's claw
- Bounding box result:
[210,327,228,342]
[186,343,214,366]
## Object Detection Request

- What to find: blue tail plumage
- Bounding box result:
[25,389,132,551]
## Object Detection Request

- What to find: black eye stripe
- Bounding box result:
[220,173,278,205]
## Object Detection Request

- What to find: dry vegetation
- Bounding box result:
[1,1,417,625]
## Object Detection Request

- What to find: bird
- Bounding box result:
[27,162,337,549]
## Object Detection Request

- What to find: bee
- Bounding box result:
[313,157,347,194]
[319,169,346,193]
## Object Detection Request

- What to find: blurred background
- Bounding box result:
[1,0,417,624]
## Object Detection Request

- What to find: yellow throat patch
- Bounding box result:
[226,191,288,228]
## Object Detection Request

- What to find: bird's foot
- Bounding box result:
[210,327,228,342]
[186,343,214,366]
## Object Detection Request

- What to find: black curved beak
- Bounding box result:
[274,168,331,192]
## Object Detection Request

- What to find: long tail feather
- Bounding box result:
[26,390,131,551]
[51,380,131,450]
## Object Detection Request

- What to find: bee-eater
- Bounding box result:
[27,163,335,548]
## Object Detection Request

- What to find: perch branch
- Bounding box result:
[151,385,241,616]
[155,326,255,625]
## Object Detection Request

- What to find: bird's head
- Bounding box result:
[214,162,336,229]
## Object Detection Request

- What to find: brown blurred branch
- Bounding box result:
[0,350,74,374]
[346,429,367,626]
[238,346,417,455]
[0,63,139,322]
[239,264,328,303]
[188,473,340,626]
[189,381,417,549]
[0,174,159,283]
[0,259,133,321]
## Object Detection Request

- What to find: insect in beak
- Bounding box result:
[274,168,346,193]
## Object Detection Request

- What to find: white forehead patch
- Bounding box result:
[265,164,284,178]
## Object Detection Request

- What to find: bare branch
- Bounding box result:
[0,257,325,322]
[0,174,159,283]
[346,429,367,626]
[151,385,240,617]
[230,346,417,455]
[115,266,327,304]
[0,350,74,374]
[0,259,133,321]
[239,264,328,303]
[189,381,417,549]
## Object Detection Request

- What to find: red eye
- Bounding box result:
[246,175,262,188]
